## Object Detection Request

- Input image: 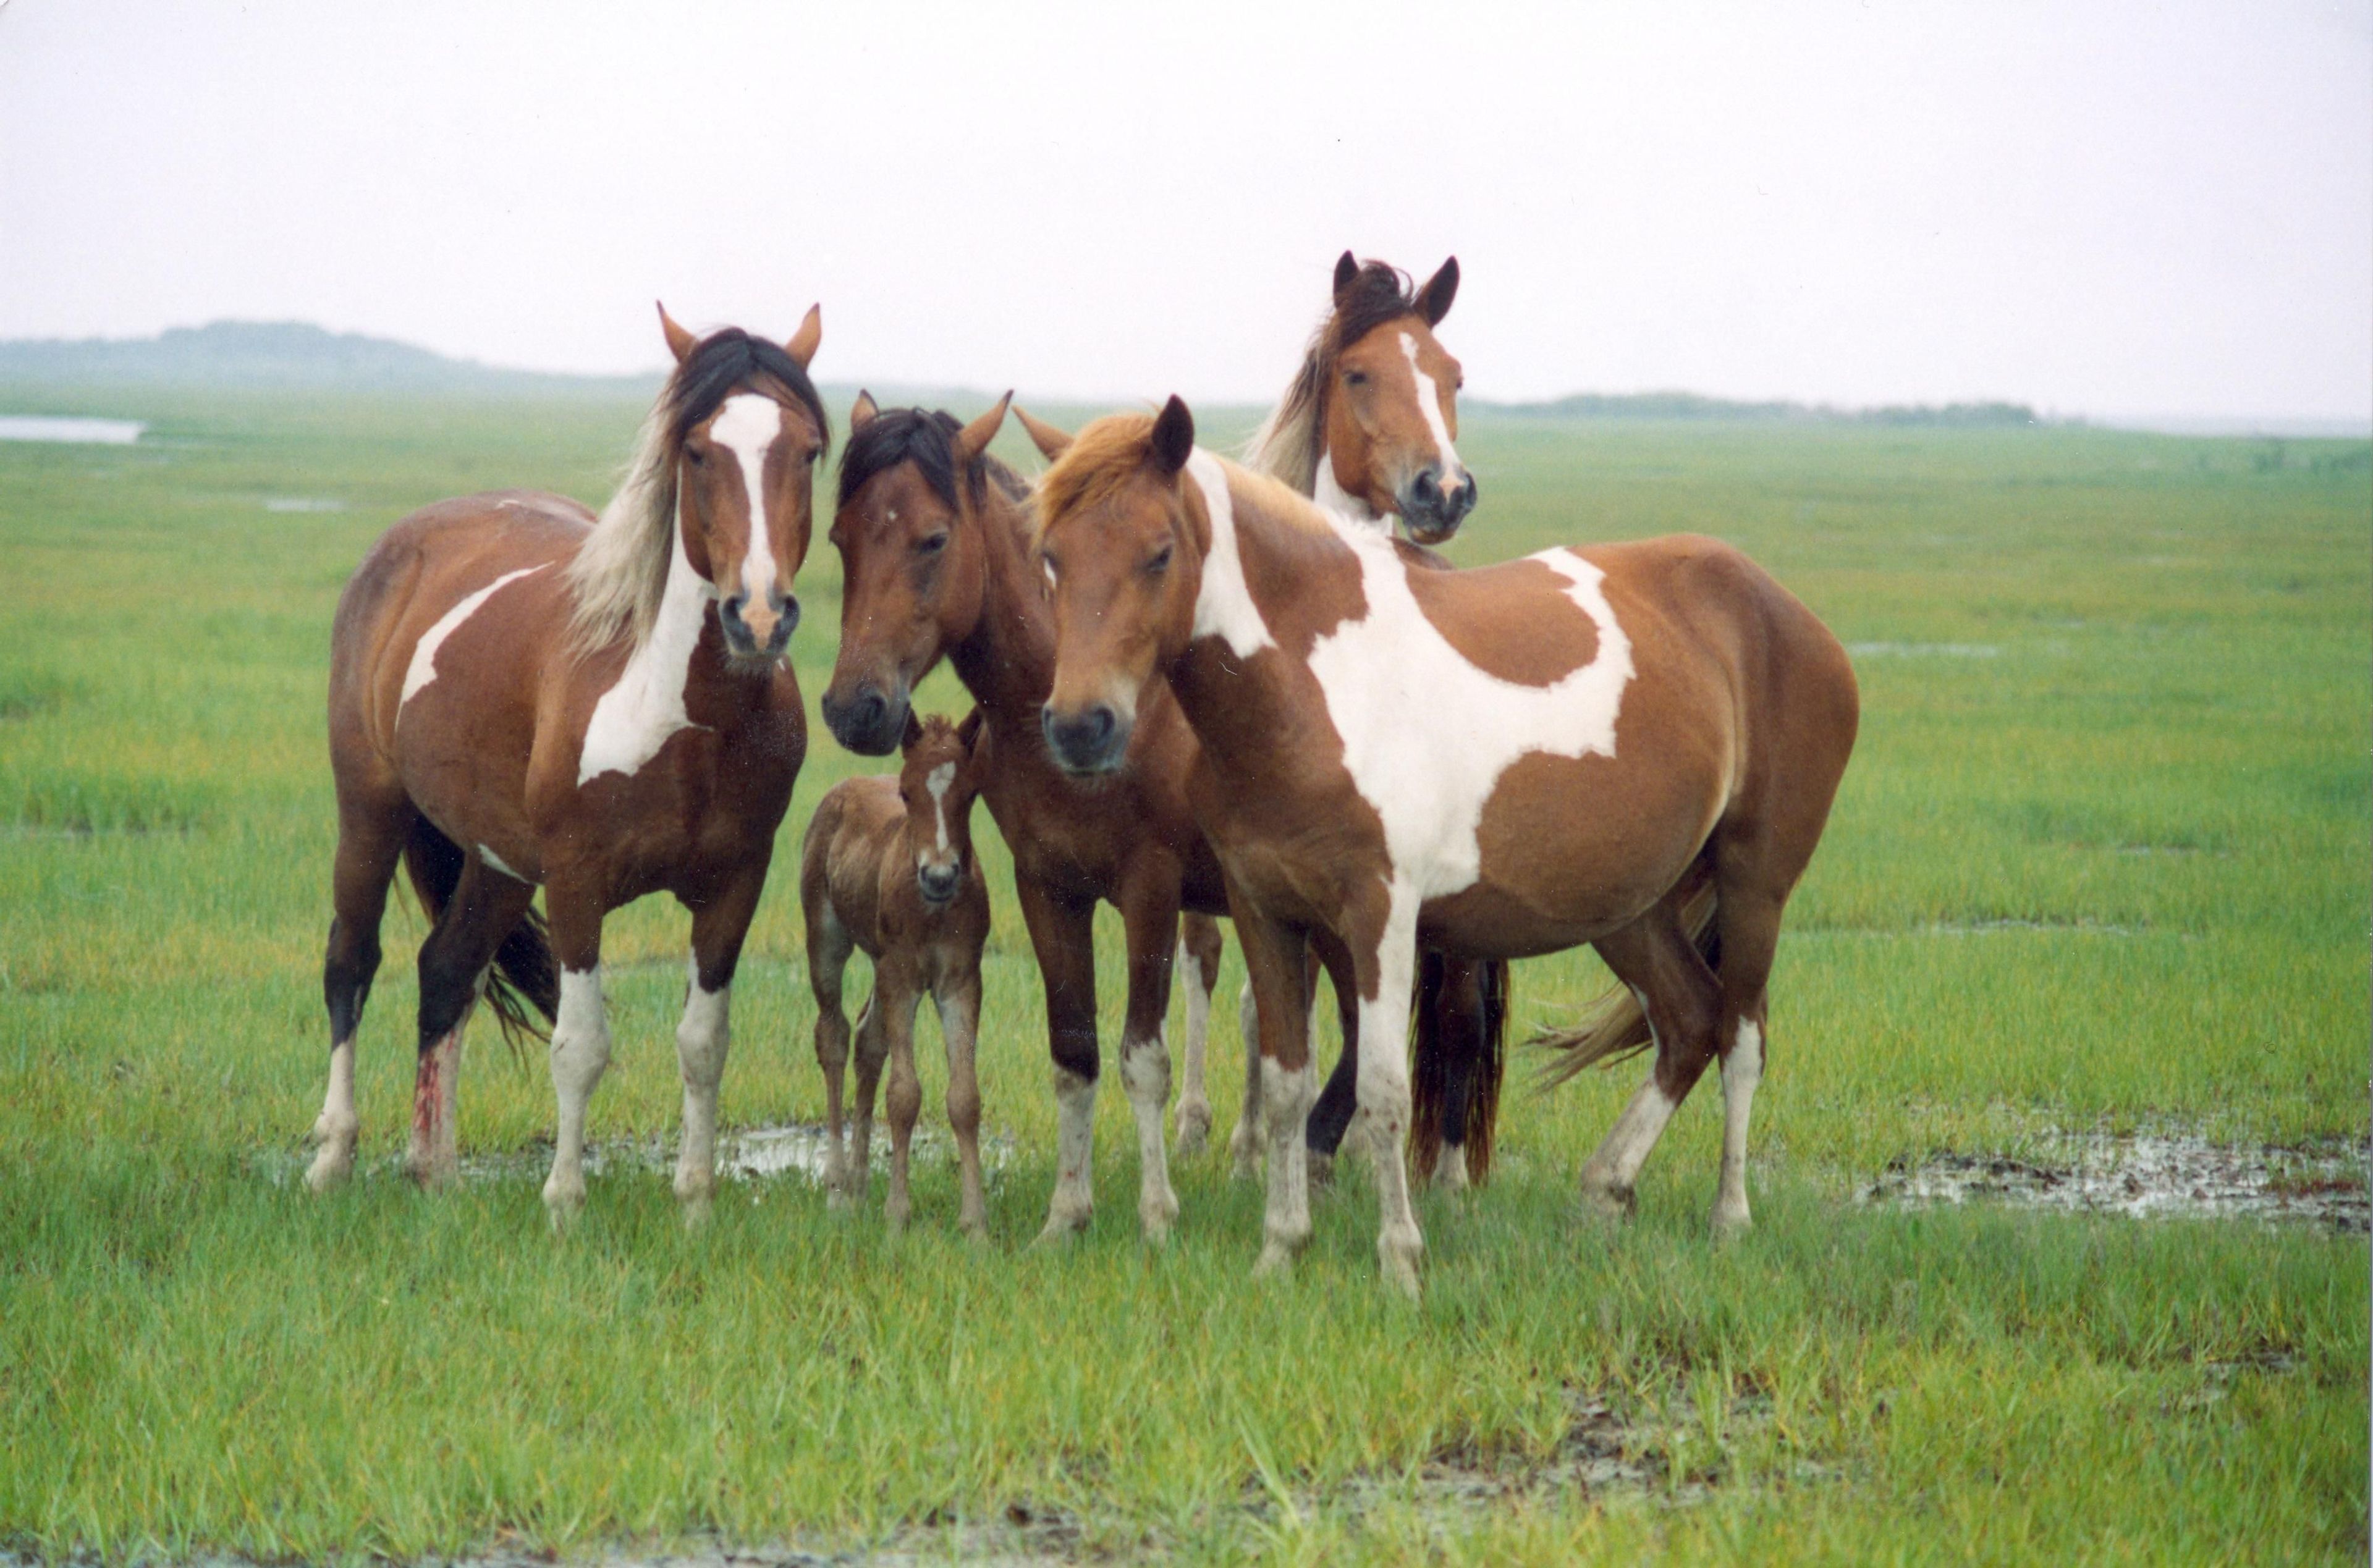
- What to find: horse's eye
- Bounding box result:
[1145,544,1173,575]
[686,447,707,466]
[1344,370,1368,388]
[918,533,949,557]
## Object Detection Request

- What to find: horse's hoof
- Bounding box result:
[407,1153,459,1192]
[678,1193,714,1231]
[1709,1202,1753,1240]
[542,1174,586,1233]
[303,1145,353,1194]
[1576,1181,1635,1225]
[1252,1242,1296,1279]
[1174,1107,1211,1160]
[1380,1253,1423,1302]
[1307,1151,1336,1189]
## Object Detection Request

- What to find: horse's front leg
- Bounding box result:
[1172,913,1224,1158]
[1116,862,1184,1242]
[539,882,611,1231]
[1230,893,1317,1278]
[672,872,764,1226]
[1014,877,1101,1244]
[1348,881,1424,1298]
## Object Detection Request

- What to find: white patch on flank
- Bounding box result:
[1301,533,1633,901]
[578,518,710,785]
[710,394,784,610]
[479,843,533,883]
[1313,445,1387,533]
[1399,332,1463,479]
[1183,451,1277,659]
[400,565,547,707]
[924,761,956,851]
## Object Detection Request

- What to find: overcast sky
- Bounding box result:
[2,1,2367,423]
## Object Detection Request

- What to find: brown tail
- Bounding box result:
[399,817,559,1055]
[1407,953,1510,1186]
[1531,866,1720,1092]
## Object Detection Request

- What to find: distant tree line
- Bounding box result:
[1478,391,2044,426]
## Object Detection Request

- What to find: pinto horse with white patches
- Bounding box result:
[308,305,828,1227]
[800,710,992,1237]
[1030,400,1858,1296]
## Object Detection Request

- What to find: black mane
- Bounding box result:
[837,404,1026,511]
[667,328,830,452]
[1330,260,1424,355]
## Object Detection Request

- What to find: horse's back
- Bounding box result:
[803,775,903,949]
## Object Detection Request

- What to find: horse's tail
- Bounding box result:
[1406,954,1510,1186]
[1531,864,1720,1091]
[400,817,559,1056]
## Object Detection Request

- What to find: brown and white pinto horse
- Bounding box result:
[308,305,828,1228]
[1030,400,1858,1296]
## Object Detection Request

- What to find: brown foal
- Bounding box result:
[801,712,992,1237]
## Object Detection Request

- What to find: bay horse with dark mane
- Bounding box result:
[308,305,828,1228]
[1030,398,1858,1296]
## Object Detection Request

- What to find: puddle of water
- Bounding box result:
[0,415,145,445]
[1863,1131,2369,1232]
[1846,641,2000,659]
[263,497,347,513]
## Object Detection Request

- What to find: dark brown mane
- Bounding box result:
[837,405,1027,515]
[1245,260,1426,491]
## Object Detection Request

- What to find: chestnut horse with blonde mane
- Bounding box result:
[308,305,827,1229]
[1030,398,1857,1296]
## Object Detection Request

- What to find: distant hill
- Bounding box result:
[1476,390,2045,426]
[0,320,661,395]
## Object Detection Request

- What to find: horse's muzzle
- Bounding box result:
[721,590,798,662]
[821,680,907,756]
[1402,466,1478,546]
[1041,702,1128,776]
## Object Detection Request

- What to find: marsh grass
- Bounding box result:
[0,387,2364,1562]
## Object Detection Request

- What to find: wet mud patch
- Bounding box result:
[1863,1129,2369,1232]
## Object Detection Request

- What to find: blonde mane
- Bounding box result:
[564,399,679,659]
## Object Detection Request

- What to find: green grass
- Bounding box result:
[1,387,2366,1563]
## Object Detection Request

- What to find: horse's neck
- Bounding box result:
[949,491,1057,726]
[578,522,750,778]
[1311,445,1391,535]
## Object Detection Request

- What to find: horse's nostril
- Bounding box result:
[1411,469,1441,504]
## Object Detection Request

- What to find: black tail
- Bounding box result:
[399,818,559,1055]
[1408,953,1510,1186]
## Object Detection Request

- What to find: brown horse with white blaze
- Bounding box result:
[1031,399,1858,1296]
[308,305,828,1228]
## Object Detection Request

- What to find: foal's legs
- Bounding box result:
[539,888,611,1230]
[1575,895,1722,1221]
[310,790,411,1191]
[408,854,537,1189]
[672,872,763,1225]
[1015,879,1099,1243]
[803,893,858,1208]
[876,968,926,1234]
[1172,913,1224,1158]
[937,971,989,1239]
[847,990,888,1207]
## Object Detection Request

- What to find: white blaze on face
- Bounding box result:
[1303,534,1633,900]
[1183,452,1277,658]
[924,761,957,854]
[709,393,784,608]
[1398,332,1463,483]
[400,564,547,707]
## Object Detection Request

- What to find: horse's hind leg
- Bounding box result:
[1172,913,1224,1158]
[310,788,412,1191]
[1576,897,1722,1221]
[408,854,537,1189]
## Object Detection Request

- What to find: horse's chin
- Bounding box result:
[721,644,789,678]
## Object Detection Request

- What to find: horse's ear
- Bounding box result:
[956,707,986,756]
[1014,406,1073,461]
[899,707,923,754]
[1149,395,1195,478]
[850,389,879,432]
[1332,250,1360,305]
[956,392,1012,466]
[1417,256,1460,327]
[657,301,698,366]
[785,304,823,371]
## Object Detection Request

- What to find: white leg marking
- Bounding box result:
[1254,1057,1317,1278]
[578,520,713,785]
[1713,1019,1764,1234]
[305,1039,359,1192]
[1579,1071,1680,1218]
[400,565,548,708]
[478,843,535,884]
[541,966,611,1228]
[1119,1025,1179,1241]
[1036,1066,1097,1242]
[1357,882,1424,1298]
[1174,941,1212,1157]
[672,956,732,1221]
[1229,979,1264,1178]
[405,1027,464,1189]
[709,393,784,612]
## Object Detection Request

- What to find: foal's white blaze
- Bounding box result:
[1398,332,1463,483]
[924,761,956,853]
[1185,452,1277,658]
[1301,524,1634,901]
[579,517,709,785]
[710,393,784,612]
[400,564,547,707]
